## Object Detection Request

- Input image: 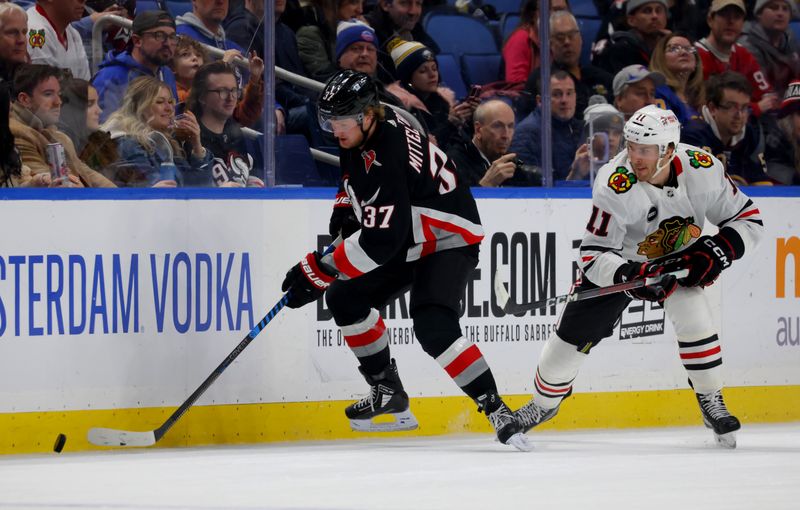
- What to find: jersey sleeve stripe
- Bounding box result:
[580,245,620,253]
[332,237,377,278]
[718,200,753,227]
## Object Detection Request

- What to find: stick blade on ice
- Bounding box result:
[88,428,156,447]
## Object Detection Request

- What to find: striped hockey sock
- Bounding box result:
[532,333,586,409]
[435,337,496,400]
[341,309,391,375]
[678,334,723,394]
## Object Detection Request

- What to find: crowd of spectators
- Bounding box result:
[1,0,800,188]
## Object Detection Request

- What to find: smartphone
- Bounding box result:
[175,102,186,117]
[468,85,482,99]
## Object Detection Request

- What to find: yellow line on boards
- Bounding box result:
[2,386,799,455]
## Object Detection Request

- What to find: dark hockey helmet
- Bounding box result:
[317,70,380,132]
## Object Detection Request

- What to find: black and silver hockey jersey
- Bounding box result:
[324,109,484,279]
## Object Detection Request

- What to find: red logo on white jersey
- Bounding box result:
[361,150,381,173]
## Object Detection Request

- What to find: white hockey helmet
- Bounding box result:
[623,105,681,159]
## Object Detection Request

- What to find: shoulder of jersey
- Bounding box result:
[674,142,721,174]
[597,151,639,195]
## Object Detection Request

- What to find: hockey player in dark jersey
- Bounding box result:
[512,105,764,448]
[280,70,530,451]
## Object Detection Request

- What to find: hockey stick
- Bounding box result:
[88,240,341,448]
[493,268,689,316]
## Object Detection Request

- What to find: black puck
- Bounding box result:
[53,433,66,453]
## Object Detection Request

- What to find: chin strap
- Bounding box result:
[651,151,675,180]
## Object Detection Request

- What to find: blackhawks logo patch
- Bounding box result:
[28,29,45,49]
[608,166,637,194]
[637,216,702,259]
[686,149,713,169]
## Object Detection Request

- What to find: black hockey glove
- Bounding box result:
[281,251,338,308]
[614,260,679,303]
[675,232,739,288]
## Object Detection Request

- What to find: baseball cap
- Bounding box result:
[708,0,746,14]
[625,0,668,15]
[613,65,666,97]
[132,10,176,35]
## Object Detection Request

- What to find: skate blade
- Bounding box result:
[349,410,419,432]
[505,432,534,452]
[714,431,737,449]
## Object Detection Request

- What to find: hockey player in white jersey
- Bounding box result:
[514,104,764,448]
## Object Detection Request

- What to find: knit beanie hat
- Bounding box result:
[388,38,435,84]
[753,0,790,15]
[335,20,379,61]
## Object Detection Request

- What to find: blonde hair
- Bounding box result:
[101,76,181,156]
[649,33,706,111]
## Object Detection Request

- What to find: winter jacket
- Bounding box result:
[296,24,338,83]
[654,85,701,125]
[739,21,800,98]
[223,1,264,57]
[509,107,584,181]
[9,103,115,187]
[503,27,539,83]
[592,30,652,75]
[681,106,772,185]
[92,50,178,123]
[365,8,440,85]
[176,12,247,85]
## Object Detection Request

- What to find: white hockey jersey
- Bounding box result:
[579,143,765,287]
[26,6,90,81]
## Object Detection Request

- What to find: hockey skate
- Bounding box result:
[476,393,532,452]
[345,359,419,432]
[514,398,560,434]
[696,390,741,449]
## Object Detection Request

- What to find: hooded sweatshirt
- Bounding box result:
[739,21,800,98]
[92,50,178,123]
[176,12,247,85]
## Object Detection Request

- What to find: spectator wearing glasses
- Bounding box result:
[92,11,179,123]
[695,0,778,118]
[739,0,800,98]
[189,61,264,187]
[26,0,90,80]
[526,11,613,120]
[0,3,29,83]
[682,71,774,185]
[100,75,213,187]
[649,33,705,124]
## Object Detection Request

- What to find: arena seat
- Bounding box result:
[424,13,499,58]
[500,13,521,42]
[165,0,193,18]
[484,0,523,14]
[571,0,600,18]
[461,54,502,86]
[437,53,469,101]
[275,136,338,187]
[577,16,602,67]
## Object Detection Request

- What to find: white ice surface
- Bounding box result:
[1,423,798,510]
